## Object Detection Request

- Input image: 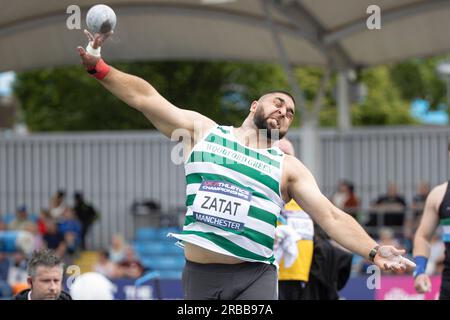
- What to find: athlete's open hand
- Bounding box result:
[373,246,416,273]
[414,273,432,293]
[77,29,113,69]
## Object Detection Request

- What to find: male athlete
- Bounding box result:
[77,31,415,300]
[413,143,450,300]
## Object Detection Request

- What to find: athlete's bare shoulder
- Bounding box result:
[280,153,317,202]
[282,154,307,180]
[430,181,448,196]
[427,181,448,208]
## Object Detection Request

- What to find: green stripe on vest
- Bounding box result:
[180,230,275,263]
[184,215,274,249]
[188,151,280,195]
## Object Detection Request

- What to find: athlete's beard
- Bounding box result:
[253,108,286,141]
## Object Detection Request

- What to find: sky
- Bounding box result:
[0,72,16,96]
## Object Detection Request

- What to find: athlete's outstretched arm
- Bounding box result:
[77,31,216,138]
[285,155,415,273]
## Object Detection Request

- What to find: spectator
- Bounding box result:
[73,192,98,250]
[93,250,116,278]
[0,252,9,283]
[49,190,67,221]
[9,205,34,231]
[0,253,11,298]
[7,250,28,295]
[370,182,407,228]
[61,233,77,266]
[37,209,52,236]
[56,208,82,265]
[43,221,65,251]
[330,180,360,219]
[411,182,431,229]
[374,182,407,210]
[378,227,401,248]
[301,224,353,300]
[23,222,44,253]
[109,234,126,263]
[116,246,144,279]
[413,181,430,210]
[59,208,82,250]
[400,222,415,255]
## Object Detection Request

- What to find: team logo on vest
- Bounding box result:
[204,142,273,175]
[192,180,252,231]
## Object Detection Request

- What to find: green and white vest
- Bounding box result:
[169,125,285,265]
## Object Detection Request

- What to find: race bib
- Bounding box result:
[192,180,252,231]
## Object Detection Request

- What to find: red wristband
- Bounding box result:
[87,58,111,80]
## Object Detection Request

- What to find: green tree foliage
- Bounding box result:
[14,66,150,131]
[14,61,288,132]
[294,58,447,127]
[14,57,443,131]
[289,64,420,127]
[294,66,336,127]
[352,66,418,126]
[389,57,447,109]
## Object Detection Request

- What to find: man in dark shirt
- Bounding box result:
[301,224,353,300]
[73,192,98,250]
[369,183,407,230]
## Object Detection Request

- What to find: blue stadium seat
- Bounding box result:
[135,242,167,256]
[132,241,146,255]
[0,231,18,252]
[136,227,159,241]
[141,256,185,271]
[164,244,184,255]
[1,213,37,224]
[133,240,184,259]
[156,227,181,239]
[2,214,14,225]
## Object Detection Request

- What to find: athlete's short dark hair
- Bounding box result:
[260,90,296,106]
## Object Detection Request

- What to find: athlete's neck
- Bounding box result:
[234,121,276,149]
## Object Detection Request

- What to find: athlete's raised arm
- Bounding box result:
[77,31,216,139]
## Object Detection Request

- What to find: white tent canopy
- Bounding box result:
[1,0,450,73]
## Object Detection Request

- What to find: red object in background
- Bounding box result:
[376,276,442,300]
[37,219,47,235]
